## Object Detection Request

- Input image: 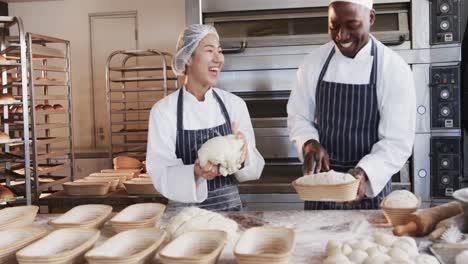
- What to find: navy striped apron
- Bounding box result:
[304,40,392,210]
[172,88,242,211]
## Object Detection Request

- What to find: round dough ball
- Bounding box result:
[352,240,376,251]
[456,250,468,264]
[326,240,342,256]
[364,254,391,264]
[398,236,418,250]
[374,232,398,247]
[323,253,351,264]
[388,247,410,261]
[414,254,439,264]
[366,245,387,256]
[348,250,369,264]
[386,259,415,264]
[393,243,419,258]
[342,243,353,255]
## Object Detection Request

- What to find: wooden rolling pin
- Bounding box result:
[393,201,464,237]
[428,213,466,241]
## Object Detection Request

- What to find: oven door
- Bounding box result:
[204,3,410,49]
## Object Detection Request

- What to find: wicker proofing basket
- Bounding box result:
[16,228,100,264]
[83,176,123,192]
[49,204,113,229]
[292,178,359,202]
[100,169,140,179]
[124,179,159,195]
[0,226,48,264]
[234,227,295,264]
[0,206,39,230]
[63,182,110,196]
[380,196,421,226]
[85,228,166,264]
[88,173,130,187]
[159,230,227,264]
[110,203,166,233]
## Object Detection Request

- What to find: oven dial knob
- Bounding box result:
[440,3,450,13]
[440,89,450,99]
[441,175,450,185]
[440,20,450,31]
[418,170,427,178]
[440,158,450,168]
[440,106,451,117]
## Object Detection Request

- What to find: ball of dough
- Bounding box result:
[323,253,351,264]
[456,250,468,264]
[296,170,355,185]
[373,232,398,247]
[342,243,353,255]
[393,243,419,258]
[326,240,343,256]
[352,239,376,251]
[386,259,415,264]
[413,254,439,264]
[388,247,410,261]
[383,190,419,208]
[397,236,418,250]
[348,250,369,264]
[364,254,391,264]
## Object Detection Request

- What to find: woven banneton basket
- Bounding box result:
[159,230,227,264]
[124,178,158,195]
[85,228,166,264]
[79,177,120,192]
[49,204,113,229]
[0,226,48,264]
[100,169,140,179]
[0,206,39,230]
[380,196,421,226]
[88,173,130,187]
[63,182,110,196]
[16,228,100,264]
[110,203,166,233]
[292,178,359,202]
[234,227,295,264]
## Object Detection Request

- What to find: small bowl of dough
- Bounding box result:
[380,190,421,226]
[292,170,359,202]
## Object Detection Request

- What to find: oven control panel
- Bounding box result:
[430,65,460,129]
[430,0,461,44]
[430,136,461,198]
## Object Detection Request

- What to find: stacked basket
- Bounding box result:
[0,206,38,230]
[110,203,166,233]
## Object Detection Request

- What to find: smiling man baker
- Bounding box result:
[287,0,416,209]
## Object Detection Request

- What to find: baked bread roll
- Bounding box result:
[42,104,53,110]
[0,131,10,141]
[0,185,14,199]
[35,104,44,111]
[53,104,64,110]
[0,93,15,101]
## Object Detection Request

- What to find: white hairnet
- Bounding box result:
[172,24,220,76]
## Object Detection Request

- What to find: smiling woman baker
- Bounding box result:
[146,24,265,211]
[287,0,416,210]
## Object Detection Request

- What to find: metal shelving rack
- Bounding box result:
[6,33,74,200]
[106,50,177,161]
[0,16,32,205]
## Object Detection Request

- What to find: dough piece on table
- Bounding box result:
[348,250,369,264]
[323,253,352,264]
[385,259,415,264]
[363,254,391,264]
[352,239,376,251]
[373,232,398,247]
[296,170,355,185]
[342,243,353,255]
[383,190,419,208]
[413,254,439,264]
[326,240,342,256]
[387,246,411,262]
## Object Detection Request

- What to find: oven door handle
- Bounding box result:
[381,35,406,46]
[222,41,247,54]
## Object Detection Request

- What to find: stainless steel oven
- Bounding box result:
[186,0,468,209]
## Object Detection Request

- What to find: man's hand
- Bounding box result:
[194,159,219,180]
[232,122,247,165]
[302,139,330,175]
[348,167,367,202]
